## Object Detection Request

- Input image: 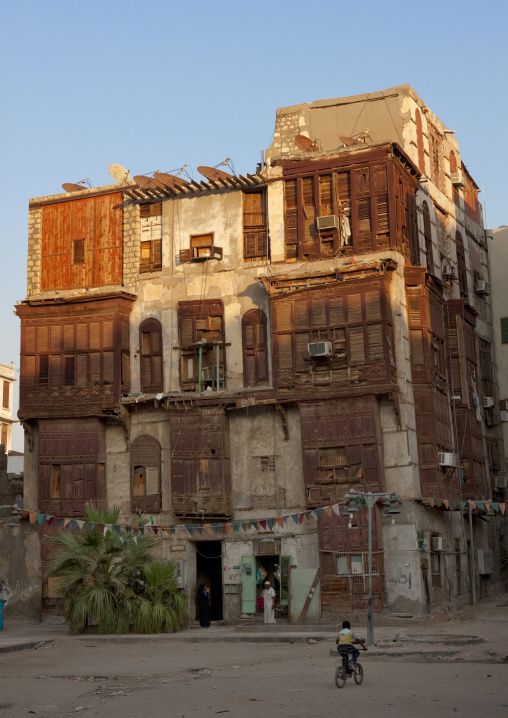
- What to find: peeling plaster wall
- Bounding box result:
[0,522,41,619]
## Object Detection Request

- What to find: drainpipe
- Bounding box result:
[198,345,203,394]
[216,344,220,391]
[468,502,477,605]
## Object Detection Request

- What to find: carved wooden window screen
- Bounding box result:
[283,163,397,260]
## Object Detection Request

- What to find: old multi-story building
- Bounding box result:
[0,362,16,453]
[16,84,506,621]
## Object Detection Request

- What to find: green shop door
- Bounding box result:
[279,555,291,606]
[241,556,256,614]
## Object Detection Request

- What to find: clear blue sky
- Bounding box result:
[1,0,506,451]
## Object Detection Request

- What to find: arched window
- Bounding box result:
[456,231,468,298]
[242,309,268,387]
[139,318,163,393]
[131,435,161,513]
[422,202,434,274]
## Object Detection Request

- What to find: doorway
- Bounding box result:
[196,541,223,621]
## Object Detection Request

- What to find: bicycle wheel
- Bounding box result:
[335,664,347,688]
[354,662,364,685]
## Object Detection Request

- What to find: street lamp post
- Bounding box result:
[344,488,400,647]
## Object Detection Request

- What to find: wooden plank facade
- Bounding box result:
[18,91,503,620]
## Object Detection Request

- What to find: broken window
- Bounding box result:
[178,300,225,392]
[140,203,162,273]
[242,309,268,387]
[243,191,267,259]
[130,435,161,513]
[139,318,163,394]
[283,162,393,260]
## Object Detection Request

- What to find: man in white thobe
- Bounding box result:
[263,581,277,624]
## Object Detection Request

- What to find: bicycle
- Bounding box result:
[334,646,364,688]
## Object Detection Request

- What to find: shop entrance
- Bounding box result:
[241,554,291,615]
[196,541,223,621]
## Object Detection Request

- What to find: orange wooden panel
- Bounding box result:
[40,192,123,290]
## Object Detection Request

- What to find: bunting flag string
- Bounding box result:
[2,497,505,536]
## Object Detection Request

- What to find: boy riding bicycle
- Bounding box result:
[336,620,367,667]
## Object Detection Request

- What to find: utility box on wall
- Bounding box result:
[477,548,494,575]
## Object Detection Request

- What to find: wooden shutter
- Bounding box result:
[349,327,365,365]
[319,175,333,215]
[242,309,268,387]
[38,356,49,386]
[277,334,293,371]
[284,179,298,258]
[347,294,363,324]
[367,324,384,361]
[501,318,508,344]
[50,355,61,388]
[2,381,9,409]
[24,326,36,354]
[64,356,75,386]
[243,192,267,258]
[139,318,163,393]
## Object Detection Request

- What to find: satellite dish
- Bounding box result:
[197,166,235,182]
[154,172,190,189]
[62,183,85,193]
[339,136,363,146]
[133,175,164,190]
[294,135,319,153]
[108,163,131,183]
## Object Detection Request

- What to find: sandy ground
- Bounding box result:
[0,594,506,718]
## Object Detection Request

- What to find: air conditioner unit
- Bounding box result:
[485,410,499,427]
[256,539,281,556]
[477,548,494,575]
[316,215,340,231]
[308,341,333,357]
[500,411,508,422]
[438,452,459,468]
[431,536,446,552]
[494,475,508,491]
[483,396,495,409]
[475,279,490,295]
[451,172,466,188]
[442,261,457,279]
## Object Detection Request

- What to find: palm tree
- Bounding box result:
[47,504,187,634]
[134,560,188,633]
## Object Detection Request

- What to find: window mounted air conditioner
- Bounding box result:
[442,261,456,279]
[431,536,445,552]
[494,475,508,491]
[451,172,467,188]
[483,396,495,409]
[316,215,340,231]
[438,452,458,468]
[475,279,489,295]
[500,411,508,422]
[308,341,333,357]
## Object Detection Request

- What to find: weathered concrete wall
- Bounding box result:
[0,520,41,619]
